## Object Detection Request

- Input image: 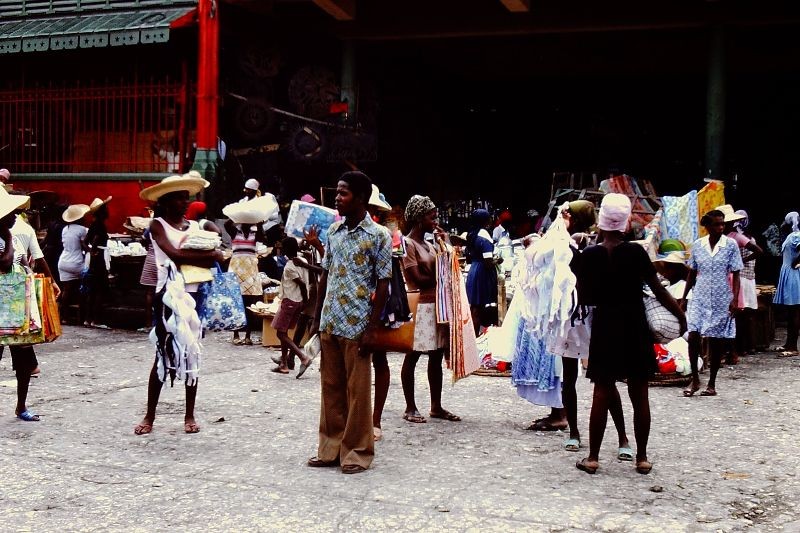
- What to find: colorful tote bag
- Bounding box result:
[0,264,28,333]
[197,265,247,331]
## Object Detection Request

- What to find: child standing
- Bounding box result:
[271,237,314,377]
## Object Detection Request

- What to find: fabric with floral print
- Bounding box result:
[320,213,392,341]
[686,235,743,338]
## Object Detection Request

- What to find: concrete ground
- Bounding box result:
[1,325,798,532]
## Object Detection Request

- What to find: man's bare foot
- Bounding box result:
[134,418,154,435]
[184,419,200,433]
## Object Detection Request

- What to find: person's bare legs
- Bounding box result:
[401,352,425,422]
[143,287,155,329]
[562,358,580,440]
[608,384,631,449]
[627,378,652,473]
[428,349,460,420]
[471,306,482,337]
[785,305,800,352]
[704,338,724,395]
[184,381,199,433]
[577,380,614,473]
[276,330,311,367]
[684,331,702,396]
[135,362,163,434]
[372,351,390,432]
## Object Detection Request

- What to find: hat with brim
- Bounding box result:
[89,196,113,213]
[450,232,468,245]
[139,172,210,202]
[368,184,391,212]
[715,204,746,223]
[0,188,30,219]
[62,203,91,223]
[653,250,689,266]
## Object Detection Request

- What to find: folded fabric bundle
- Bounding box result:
[180,230,222,250]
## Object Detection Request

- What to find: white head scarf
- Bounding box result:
[785,211,799,233]
[597,193,632,232]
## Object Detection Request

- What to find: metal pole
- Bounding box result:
[704,25,725,182]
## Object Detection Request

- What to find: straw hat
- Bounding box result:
[139,172,210,202]
[62,204,91,223]
[0,187,30,219]
[368,184,391,212]
[653,250,688,265]
[89,195,113,213]
[715,204,746,223]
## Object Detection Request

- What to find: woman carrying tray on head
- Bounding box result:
[133,172,224,436]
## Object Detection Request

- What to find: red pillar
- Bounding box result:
[195,0,219,153]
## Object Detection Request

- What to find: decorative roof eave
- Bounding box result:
[0,5,197,54]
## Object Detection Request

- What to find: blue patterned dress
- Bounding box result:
[773,231,800,306]
[686,235,744,338]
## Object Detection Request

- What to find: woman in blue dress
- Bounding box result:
[681,209,743,397]
[772,211,800,355]
[465,209,499,336]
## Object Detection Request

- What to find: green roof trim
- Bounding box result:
[0,3,197,53]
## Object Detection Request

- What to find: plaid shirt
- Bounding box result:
[320,213,392,340]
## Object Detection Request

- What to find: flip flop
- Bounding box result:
[618,447,634,461]
[243,338,254,346]
[17,410,40,422]
[429,410,461,422]
[296,359,313,379]
[778,350,799,358]
[184,422,201,434]
[270,355,284,366]
[91,323,111,330]
[700,388,717,396]
[402,412,427,423]
[636,459,653,474]
[683,383,700,397]
[134,422,153,435]
[232,338,244,346]
[525,418,567,431]
[136,327,151,334]
[564,438,581,452]
[576,458,598,474]
[271,367,289,374]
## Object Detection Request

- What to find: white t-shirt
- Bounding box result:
[278,256,309,303]
[10,216,44,265]
[58,224,88,281]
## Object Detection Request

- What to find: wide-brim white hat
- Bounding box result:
[368,184,391,212]
[139,172,210,202]
[89,195,113,213]
[653,250,689,266]
[223,195,279,224]
[715,204,746,223]
[63,204,91,223]
[0,187,30,219]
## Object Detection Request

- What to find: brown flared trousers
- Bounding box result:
[317,333,374,469]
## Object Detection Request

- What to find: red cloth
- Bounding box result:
[186,201,207,221]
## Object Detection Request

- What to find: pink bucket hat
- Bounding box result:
[300,193,316,203]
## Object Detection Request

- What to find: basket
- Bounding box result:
[472,368,511,378]
[648,372,692,387]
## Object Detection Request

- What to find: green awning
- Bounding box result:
[0,5,197,54]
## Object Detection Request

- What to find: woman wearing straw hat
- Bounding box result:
[0,189,50,421]
[58,203,91,324]
[133,172,223,436]
[83,196,113,329]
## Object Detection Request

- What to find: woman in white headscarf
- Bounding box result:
[576,193,685,475]
[772,211,800,355]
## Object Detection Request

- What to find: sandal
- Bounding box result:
[271,367,289,374]
[341,464,367,474]
[296,358,313,379]
[17,410,40,422]
[700,388,717,396]
[243,338,253,346]
[778,350,799,358]
[564,438,581,452]
[232,338,244,346]
[136,327,151,334]
[134,422,153,435]
[429,410,461,422]
[636,459,653,474]
[576,457,598,474]
[683,382,700,397]
[91,323,111,330]
[402,412,427,424]
[184,421,201,434]
[618,447,634,461]
[525,418,567,431]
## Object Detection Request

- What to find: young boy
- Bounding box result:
[271,237,314,378]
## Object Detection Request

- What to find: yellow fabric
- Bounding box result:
[696,181,725,237]
[180,264,214,284]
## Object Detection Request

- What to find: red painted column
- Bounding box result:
[196,0,219,152]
